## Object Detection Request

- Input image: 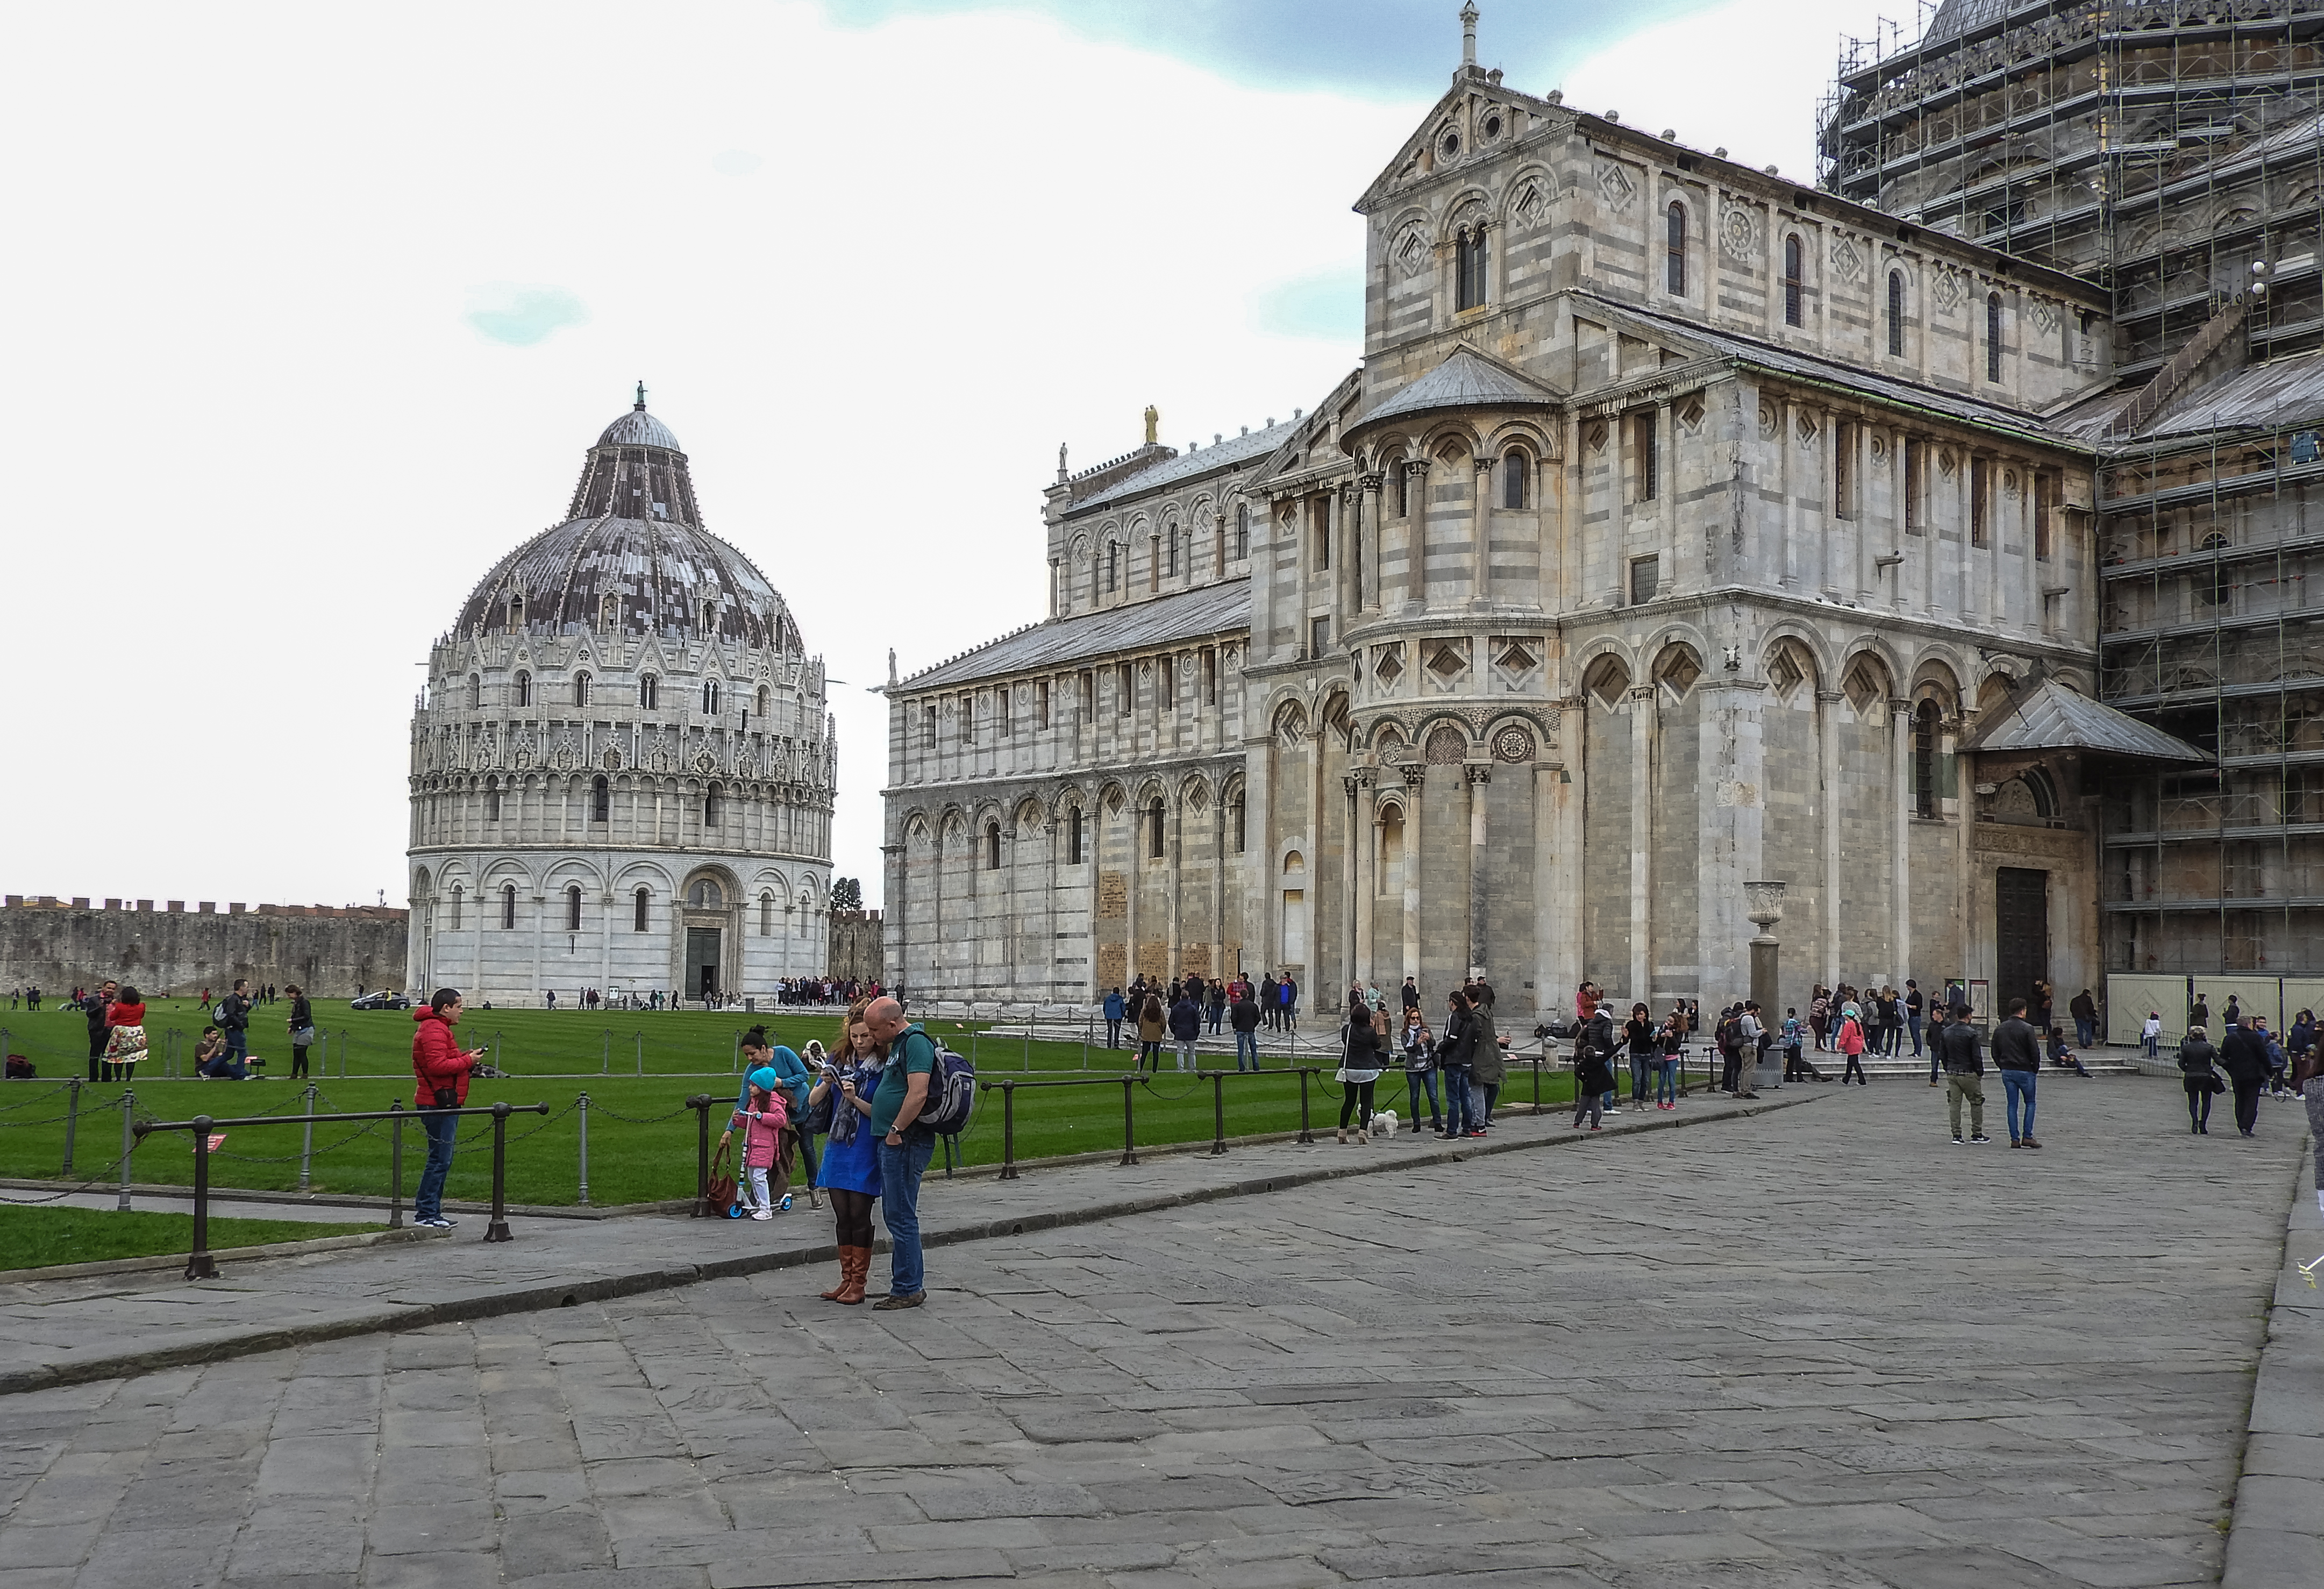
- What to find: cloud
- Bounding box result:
[711,148,763,175]
[464,283,590,347]
[1252,267,1364,343]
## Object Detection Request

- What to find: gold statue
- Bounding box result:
[1144,405,1159,446]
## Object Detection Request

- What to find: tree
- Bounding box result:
[829,876,861,911]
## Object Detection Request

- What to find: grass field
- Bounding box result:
[0,999,1584,1206]
[0,1206,383,1271]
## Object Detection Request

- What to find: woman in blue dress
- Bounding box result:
[808,1006,885,1306]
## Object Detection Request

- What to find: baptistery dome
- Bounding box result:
[404,389,834,1008]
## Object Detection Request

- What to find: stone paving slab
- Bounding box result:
[0,1088,1806,1394]
[0,1075,2312,1589]
[2224,1142,2324,1588]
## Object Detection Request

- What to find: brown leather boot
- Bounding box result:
[836,1246,870,1306]
[819,1246,854,1302]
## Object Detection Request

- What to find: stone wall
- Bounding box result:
[0,899,408,997]
[828,908,883,984]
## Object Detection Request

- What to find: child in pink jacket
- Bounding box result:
[730,1083,790,1221]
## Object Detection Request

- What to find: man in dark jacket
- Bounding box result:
[1259,974,1280,1032]
[2069,988,2099,1049]
[219,979,255,1068]
[85,980,117,1082]
[1230,989,1263,1071]
[1937,1004,1990,1143]
[2219,1014,2273,1136]
[1992,996,2043,1148]
[1102,988,1125,1049]
[1167,992,1201,1072]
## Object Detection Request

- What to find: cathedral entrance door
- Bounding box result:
[1994,868,2049,1022]
[687,928,722,1002]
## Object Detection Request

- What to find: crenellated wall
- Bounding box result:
[0,900,407,999]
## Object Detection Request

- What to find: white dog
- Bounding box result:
[1370,1110,1398,1138]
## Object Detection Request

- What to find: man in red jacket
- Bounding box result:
[411,989,479,1229]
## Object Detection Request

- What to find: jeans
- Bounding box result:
[1479,1081,1499,1125]
[1174,1039,1196,1072]
[1406,1067,1441,1127]
[1235,1030,1260,1071]
[2075,1017,2094,1049]
[2001,1067,2037,1139]
[2145,1035,2160,1059]
[1945,1073,1986,1138]
[1909,1015,1923,1056]
[1441,1068,1474,1134]
[875,1131,937,1297]
[1139,1041,1161,1071]
[416,1106,459,1219]
[1629,1052,1651,1102]
[1105,1018,1122,1048]
[1208,1009,1223,1035]
[200,1056,247,1080]
[1655,1058,1678,1103]
[225,1028,248,1064]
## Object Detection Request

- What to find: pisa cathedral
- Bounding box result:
[404,393,836,1005]
[879,3,2321,1031]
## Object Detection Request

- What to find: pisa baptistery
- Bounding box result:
[405,389,834,1006]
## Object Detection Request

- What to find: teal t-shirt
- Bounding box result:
[869,1026,937,1137]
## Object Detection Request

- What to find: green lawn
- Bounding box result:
[0,999,1586,1205]
[1,1206,382,1271]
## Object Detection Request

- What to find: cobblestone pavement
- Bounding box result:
[0,1078,2308,1589]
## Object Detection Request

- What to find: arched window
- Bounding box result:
[702,681,720,714]
[704,783,723,828]
[633,887,649,932]
[506,594,524,631]
[1106,541,1120,593]
[1783,234,1805,327]
[760,892,774,936]
[1456,223,1488,310]
[1886,270,1905,356]
[1914,701,1940,820]
[449,883,462,930]
[986,820,1001,870]
[1165,525,1179,577]
[1986,293,2003,381]
[638,674,658,710]
[573,672,590,708]
[590,775,609,823]
[1067,805,1083,865]
[514,671,531,708]
[1501,451,1528,509]
[1147,796,1166,859]
[466,674,481,709]
[1665,201,1686,295]
[565,885,582,932]
[501,883,517,930]
[757,685,771,718]
[484,778,502,822]
[1234,503,1250,561]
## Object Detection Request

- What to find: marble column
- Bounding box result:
[1352,769,1377,986]
[1085,808,1104,998]
[1629,683,1657,1002]
[1657,401,1677,597]
[1043,816,1060,1002]
[1401,764,1425,982]
[1247,735,1274,980]
[1889,699,1912,988]
[1534,744,1561,1024]
[1125,800,1142,987]
[1780,400,1800,590]
[1359,473,1384,612]
[1817,689,1843,984]
[1819,408,1838,596]
[1340,483,1361,622]
[1471,455,1492,604]
[1466,763,1491,976]
[1254,501,1281,662]
[1165,788,1181,987]
[1342,773,1361,997]
[1699,679,1768,1010]
[1405,462,1430,610]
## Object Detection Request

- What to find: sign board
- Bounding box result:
[205,1134,226,1153]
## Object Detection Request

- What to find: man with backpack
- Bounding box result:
[1102,987,1125,1049]
[863,996,937,1310]
[216,979,254,1070]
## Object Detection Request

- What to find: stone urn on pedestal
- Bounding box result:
[1745,881,1786,1089]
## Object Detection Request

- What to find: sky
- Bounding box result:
[0,0,1890,914]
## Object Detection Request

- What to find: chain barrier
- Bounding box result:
[584,1098,694,1126]
[0,1151,135,1205]
[0,1080,79,1117]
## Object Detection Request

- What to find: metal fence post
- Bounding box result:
[601,1029,610,1075]
[997,1081,1017,1180]
[339,1029,348,1081]
[635,1032,644,1077]
[688,1094,712,1215]
[118,1090,134,1211]
[388,1101,405,1228]
[1531,1051,1542,1112]
[1209,1071,1227,1156]
[298,1084,317,1191]
[1118,1076,1139,1166]
[576,1091,590,1206]
[1297,1068,1315,1144]
[484,1102,514,1242]
[1024,1005,1032,1072]
[187,1116,218,1279]
[62,1078,81,1175]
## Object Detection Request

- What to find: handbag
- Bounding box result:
[2205,1070,2227,1095]
[705,1141,739,1216]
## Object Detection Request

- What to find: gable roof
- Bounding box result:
[1355,72,1566,214]
[1067,418,1302,517]
[1958,676,2208,763]
[897,579,1250,693]
[1360,344,1564,429]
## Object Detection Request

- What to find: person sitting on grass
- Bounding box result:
[195,1025,251,1080]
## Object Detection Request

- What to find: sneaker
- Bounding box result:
[416,1216,454,1229]
[1951,1136,1965,1145]
[1969,1134,1992,1144]
[1589,1123,1602,1131]
[751,1209,773,1222]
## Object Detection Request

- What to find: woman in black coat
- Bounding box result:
[2176,1027,2220,1135]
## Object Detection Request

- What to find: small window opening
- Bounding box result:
[1234,503,1250,560]
[1456,224,1488,310]
[639,674,658,710]
[1914,701,1940,818]
[485,780,502,822]
[702,681,720,714]
[1036,680,1051,729]
[1147,797,1166,860]
[591,775,609,823]
[1635,412,1659,502]
[1502,451,1527,509]
[1986,293,2004,381]
[1117,662,1134,716]
[1783,234,1805,327]
[1971,458,1990,546]
[704,783,722,828]
[514,671,531,708]
[1886,270,1905,356]
[986,821,1001,871]
[466,674,481,709]
[633,888,649,932]
[565,885,581,932]
[1665,201,1686,295]
[1629,555,1661,604]
[1068,806,1084,865]
[501,883,517,930]
[574,672,590,708]
[1106,542,1120,593]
